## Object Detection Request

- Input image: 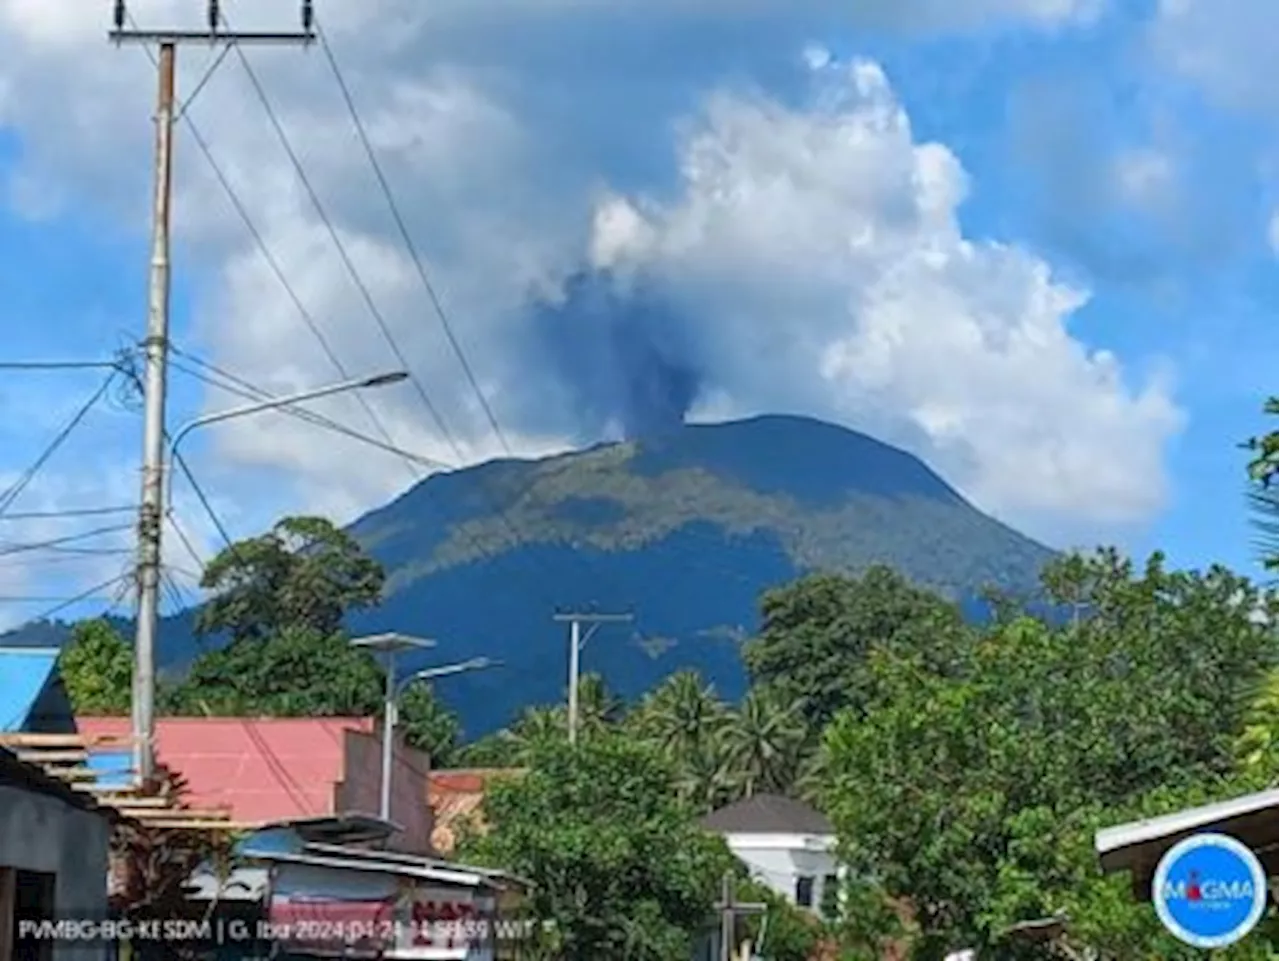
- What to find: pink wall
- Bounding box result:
[336,726,434,853]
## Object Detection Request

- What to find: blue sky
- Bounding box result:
[0,0,1274,628]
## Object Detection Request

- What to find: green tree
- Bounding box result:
[164,627,384,716]
[397,682,463,767]
[195,515,383,642]
[818,551,1276,958]
[1243,396,1278,573]
[720,685,807,800]
[58,618,133,714]
[743,566,972,736]
[461,729,733,961]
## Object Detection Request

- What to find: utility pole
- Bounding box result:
[552,611,632,744]
[111,1,315,784]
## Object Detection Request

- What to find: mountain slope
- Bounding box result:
[2,414,1055,737]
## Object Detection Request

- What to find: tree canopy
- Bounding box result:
[460,730,734,961]
[58,618,133,715]
[817,550,1277,958]
[195,515,384,641]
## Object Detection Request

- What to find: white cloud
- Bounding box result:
[586,58,1183,526]
[0,0,1184,590]
[1147,0,1278,114]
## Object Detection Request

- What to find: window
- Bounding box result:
[794,875,815,908]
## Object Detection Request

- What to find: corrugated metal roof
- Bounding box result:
[77,715,376,823]
[0,647,60,732]
[1095,788,1280,864]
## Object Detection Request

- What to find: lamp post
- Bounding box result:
[164,370,408,507]
[131,369,407,784]
[350,633,499,822]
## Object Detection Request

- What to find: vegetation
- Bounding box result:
[51,403,1280,959]
[58,617,134,714]
[58,517,462,765]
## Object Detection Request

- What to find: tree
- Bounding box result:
[743,566,972,736]
[720,685,807,800]
[1243,396,1278,573]
[164,627,384,716]
[460,730,733,961]
[195,515,383,642]
[818,551,1276,958]
[397,682,463,767]
[58,618,133,714]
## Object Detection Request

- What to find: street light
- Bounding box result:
[164,370,408,505]
[131,369,407,785]
[350,634,499,822]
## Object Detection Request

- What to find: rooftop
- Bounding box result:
[76,715,378,823]
[700,793,834,836]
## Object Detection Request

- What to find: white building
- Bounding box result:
[701,793,840,916]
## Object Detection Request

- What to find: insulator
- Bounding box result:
[302,0,314,32]
[208,0,219,31]
[113,0,125,30]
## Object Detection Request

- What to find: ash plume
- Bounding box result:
[528,269,702,439]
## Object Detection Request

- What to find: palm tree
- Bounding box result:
[674,736,735,814]
[631,669,728,764]
[721,685,809,799]
[1244,396,1278,577]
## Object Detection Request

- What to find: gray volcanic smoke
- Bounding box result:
[529,269,703,438]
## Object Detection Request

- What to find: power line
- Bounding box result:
[0,372,117,517]
[24,570,135,623]
[0,505,137,521]
[168,350,453,470]
[0,524,135,558]
[0,360,121,371]
[121,22,419,488]
[229,36,460,457]
[316,22,506,454]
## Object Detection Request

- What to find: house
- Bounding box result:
[0,647,76,734]
[226,815,533,960]
[427,769,523,855]
[700,794,840,916]
[0,746,115,961]
[75,716,435,851]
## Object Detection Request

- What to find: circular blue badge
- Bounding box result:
[1152,832,1268,948]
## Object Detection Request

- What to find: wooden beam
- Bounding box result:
[0,733,136,748]
[130,807,232,820]
[14,750,89,764]
[44,765,134,782]
[82,792,170,807]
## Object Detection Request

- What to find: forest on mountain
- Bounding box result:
[56,398,1278,960]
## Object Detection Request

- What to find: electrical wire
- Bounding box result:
[229,38,460,456]
[121,13,418,488]
[0,360,120,371]
[0,505,137,521]
[168,350,453,470]
[0,372,116,517]
[24,570,135,623]
[0,523,135,558]
[317,21,509,453]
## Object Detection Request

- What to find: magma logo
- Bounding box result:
[1160,871,1256,907]
[1152,833,1267,949]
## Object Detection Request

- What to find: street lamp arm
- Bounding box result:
[165,371,407,505]
[395,657,499,697]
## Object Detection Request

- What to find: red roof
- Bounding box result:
[76,716,373,824]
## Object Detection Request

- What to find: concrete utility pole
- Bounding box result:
[111,0,315,784]
[552,611,632,744]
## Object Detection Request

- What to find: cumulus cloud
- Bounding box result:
[0,0,1186,586]
[538,55,1181,525]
